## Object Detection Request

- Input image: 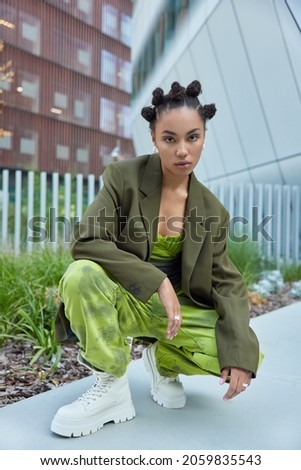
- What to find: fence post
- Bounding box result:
[273,185,282,267]
[255,184,264,257]
[51,172,59,251]
[283,186,291,262]
[1,169,9,250]
[88,174,95,205]
[76,174,83,220]
[291,185,300,264]
[14,171,22,256]
[27,171,35,252]
[39,172,47,248]
[263,185,273,260]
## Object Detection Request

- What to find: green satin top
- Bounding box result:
[150,233,183,287]
[151,233,183,259]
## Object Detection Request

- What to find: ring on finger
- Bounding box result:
[174,315,181,321]
[242,383,249,388]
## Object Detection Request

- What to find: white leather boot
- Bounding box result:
[51,371,135,437]
[143,342,186,409]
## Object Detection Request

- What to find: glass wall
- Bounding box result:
[132,0,196,98]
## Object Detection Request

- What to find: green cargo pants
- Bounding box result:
[58,259,220,378]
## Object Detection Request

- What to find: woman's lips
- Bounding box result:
[175,161,191,167]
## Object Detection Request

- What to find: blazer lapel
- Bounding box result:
[139,154,162,258]
[182,173,207,285]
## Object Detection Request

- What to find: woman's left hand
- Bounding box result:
[220,367,252,400]
[157,277,182,340]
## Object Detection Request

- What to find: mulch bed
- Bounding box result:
[0,283,299,408]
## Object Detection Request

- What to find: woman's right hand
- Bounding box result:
[157,277,182,340]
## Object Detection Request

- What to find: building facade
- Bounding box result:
[0,0,134,176]
[131,0,301,185]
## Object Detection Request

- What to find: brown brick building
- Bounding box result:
[0,0,134,176]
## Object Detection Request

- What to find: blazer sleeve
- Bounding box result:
[71,163,166,302]
[211,213,260,377]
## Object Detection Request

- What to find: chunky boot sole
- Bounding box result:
[143,346,186,409]
[51,401,136,437]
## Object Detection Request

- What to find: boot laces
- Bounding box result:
[78,373,115,404]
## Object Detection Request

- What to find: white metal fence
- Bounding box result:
[0,169,102,255]
[1,169,300,263]
[207,181,301,264]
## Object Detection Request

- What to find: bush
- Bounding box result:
[280,263,301,282]
[227,239,265,286]
[0,247,72,371]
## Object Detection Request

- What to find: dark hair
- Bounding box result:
[141,80,216,131]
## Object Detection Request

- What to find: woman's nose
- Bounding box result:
[176,145,188,158]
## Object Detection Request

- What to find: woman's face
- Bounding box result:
[151,107,205,178]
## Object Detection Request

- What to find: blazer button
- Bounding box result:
[129,284,140,295]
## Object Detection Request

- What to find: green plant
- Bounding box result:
[0,247,72,372]
[1,306,62,372]
[227,239,264,286]
[280,263,301,282]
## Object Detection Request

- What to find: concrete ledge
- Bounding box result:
[0,302,300,450]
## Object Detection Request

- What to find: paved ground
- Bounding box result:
[0,302,300,450]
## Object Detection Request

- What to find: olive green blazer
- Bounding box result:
[55,154,260,376]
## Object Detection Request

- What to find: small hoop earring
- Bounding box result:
[203,142,206,150]
[153,145,159,154]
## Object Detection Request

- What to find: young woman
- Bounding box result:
[51,80,261,437]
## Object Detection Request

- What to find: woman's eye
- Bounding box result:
[188,134,200,141]
[164,137,174,143]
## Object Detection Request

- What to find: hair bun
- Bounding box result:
[203,103,217,120]
[141,106,156,123]
[151,87,164,106]
[186,80,202,97]
[168,81,186,101]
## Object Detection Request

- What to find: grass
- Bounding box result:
[227,239,267,286]
[0,247,72,373]
[0,241,300,373]
[280,263,301,283]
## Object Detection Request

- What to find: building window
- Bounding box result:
[100,97,116,134]
[117,105,132,138]
[132,0,197,97]
[101,50,117,86]
[20,132,37,156]
[120,14,132,46]
[101,51,131,93]
[56,144,70,160]
[100,143,110,164]
[17,72,40,112]
[54,92,68,109]
[19,12,40,55]
[0,134,12,150]
[0,4,17,45]
[102,4,118,39]
[76,147,89,163]
[77,0,93,20]
[73,92,91,125]
[47,0,93,24]
[100,99,132,138]
[118,59,132,93]
[74,99,85,119]
[55,30,91,75]
[78,47,91,69]
[76,41,92,75]
[0,77,11,91]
